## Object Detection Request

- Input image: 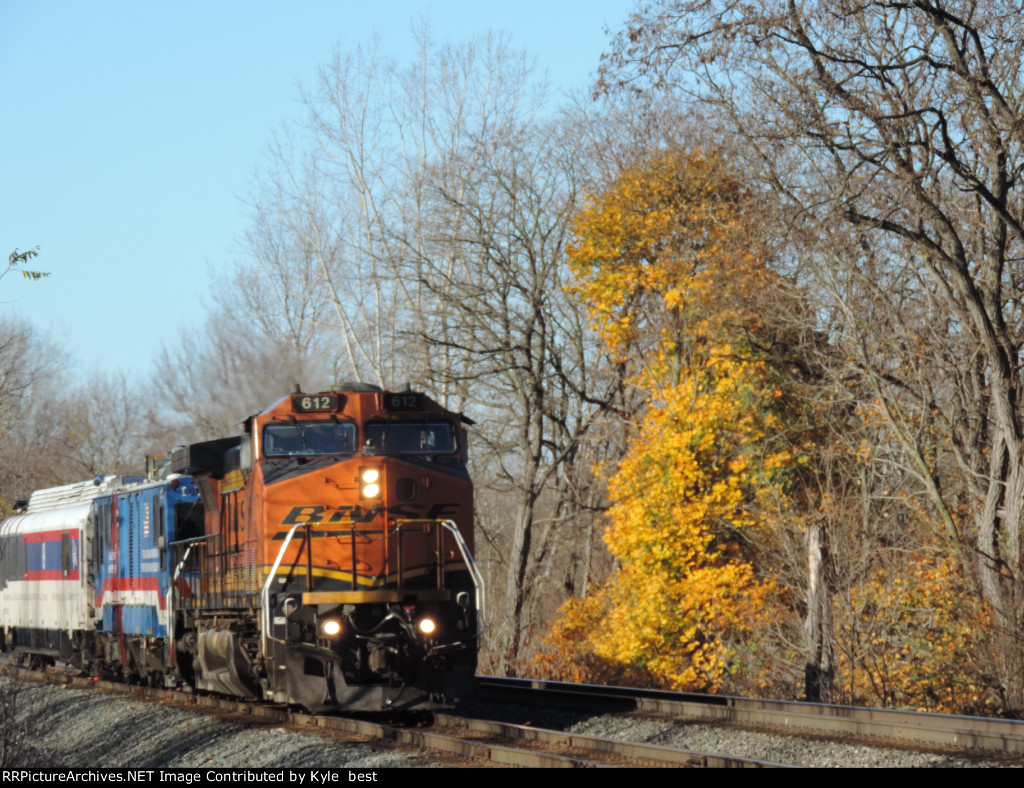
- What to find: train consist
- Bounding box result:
[0,384,483,712]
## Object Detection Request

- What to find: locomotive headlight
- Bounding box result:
[321,618,343,638]
[360,467,382,499]
[418,617,436,636]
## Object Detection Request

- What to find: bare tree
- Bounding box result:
[46,370,168,478]
[0,318,71,508]
[152,255,339,443]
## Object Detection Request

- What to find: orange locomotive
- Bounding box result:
[168,384,483,711]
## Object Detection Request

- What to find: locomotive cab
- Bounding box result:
[170,384,482,712]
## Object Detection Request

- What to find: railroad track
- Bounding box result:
[4,666,785,767]
[5,664,1019,766]
[473,676,1024,757]
[427,712,788,767]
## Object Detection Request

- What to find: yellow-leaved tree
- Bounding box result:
[535,149,799,692]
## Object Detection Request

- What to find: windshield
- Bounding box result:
[263,421,357,458]
[364,422,456,455]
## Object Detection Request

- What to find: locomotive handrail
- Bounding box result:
[168,538,209,672]
[262,519,485,659]
[261,519,485,656]
[439,519,487,640]
[260,521,306,654]
[170,534,215,545]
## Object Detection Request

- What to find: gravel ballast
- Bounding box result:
[11,682,436,768]
[565,713,1018,768]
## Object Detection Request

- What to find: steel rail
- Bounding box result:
[429,713,791,767]
[474,675,1024,755]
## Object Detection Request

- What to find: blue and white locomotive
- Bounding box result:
[88,475,203,683]
[0,473,202,682]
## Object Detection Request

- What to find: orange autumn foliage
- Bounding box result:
[832,537,997,715]
[535,150,796,691]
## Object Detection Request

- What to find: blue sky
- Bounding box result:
[1,0,634,378]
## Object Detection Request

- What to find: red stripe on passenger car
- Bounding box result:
[22,530,78,543]
[23,570,79,581]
